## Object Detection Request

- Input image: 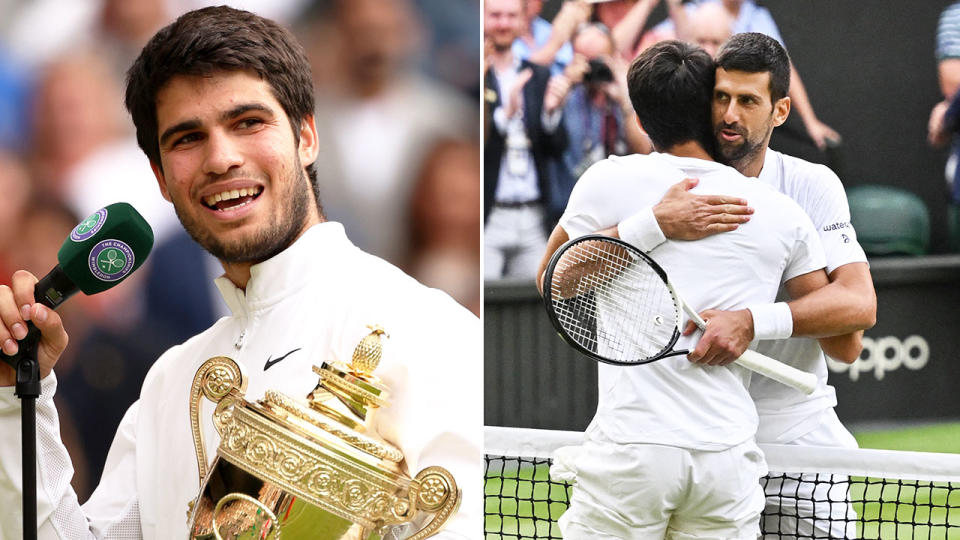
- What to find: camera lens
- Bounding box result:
[585,59,614,83]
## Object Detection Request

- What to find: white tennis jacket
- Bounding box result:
[0,222,482,539]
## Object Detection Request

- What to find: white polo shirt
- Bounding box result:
[559,152,825,450]
[750,149,868,444]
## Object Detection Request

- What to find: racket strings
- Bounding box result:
[549,240,680,362]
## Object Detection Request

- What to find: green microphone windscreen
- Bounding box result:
[57,202,155,295]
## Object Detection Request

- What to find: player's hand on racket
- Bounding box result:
[543,235,818,393]
[684,308,754,366]
[653,178,753,240]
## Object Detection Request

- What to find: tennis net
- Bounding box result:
[485,426,960,539]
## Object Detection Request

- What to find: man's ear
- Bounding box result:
[772,96,791,127]
[150,160,172,202]
[298,113,320,167]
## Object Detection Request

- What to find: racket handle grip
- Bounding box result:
[735,349,818,395]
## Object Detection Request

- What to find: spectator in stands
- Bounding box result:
[687,2,733,57]
[0,46,31,153]
[409,140,482,315]
[28,51,126,200]
[549,23,651,223]
[598,0,661,58]
[306,0,475,268]
[484,0,568,280]
[520,0,592,76]
[0,151,31,283]
[99,0,170,76]
[513,0,575,75]
[613,0,841,150]
[413,0,483,96]
[927,1,960,250]
[10,1,184,246]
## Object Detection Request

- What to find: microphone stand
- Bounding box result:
[2,322,42,540]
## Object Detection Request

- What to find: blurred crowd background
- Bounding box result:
[0,0,480,501]
[483,0,960,283]
[482,0,843,281]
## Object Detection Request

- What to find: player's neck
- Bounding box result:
[728,144,768,178]
[663,140,713,161]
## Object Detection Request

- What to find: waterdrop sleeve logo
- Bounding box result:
[70,207,108,242]
[88,240,136,282]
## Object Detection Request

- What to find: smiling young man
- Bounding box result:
[0,6,480,539]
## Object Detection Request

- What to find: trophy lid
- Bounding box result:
[306,325,391,429]
[254,324,403,464]
[259,388,404,464]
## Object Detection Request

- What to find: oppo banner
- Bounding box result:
[828,256,960,424]
[827,335,930,382]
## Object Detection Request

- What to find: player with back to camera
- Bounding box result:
[0,6,481,539]
[536,40,858,539]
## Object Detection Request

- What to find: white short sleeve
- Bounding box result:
[759,151,867,275]
[802,166,868,273]
[782,209,827,281]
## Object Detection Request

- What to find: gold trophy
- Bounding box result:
[187,325,460,539]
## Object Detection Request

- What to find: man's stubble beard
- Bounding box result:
[715,121,772,171]
[174,160,315,265]
[491,31,516,53]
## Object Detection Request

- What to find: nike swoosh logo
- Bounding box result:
[264,348,302,371]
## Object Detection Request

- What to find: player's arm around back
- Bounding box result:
[784,262,875,363]
[537,169,754,294]
[537,225,570,295]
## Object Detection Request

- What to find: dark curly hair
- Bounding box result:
[716,32,791,102]
[627,40,715,152]
[125,6,319,197]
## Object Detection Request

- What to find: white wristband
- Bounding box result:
[618,207,667,252]
[747,302,793,340]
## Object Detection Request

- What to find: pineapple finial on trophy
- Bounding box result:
[306,324,391,430]
[350,324,389,378]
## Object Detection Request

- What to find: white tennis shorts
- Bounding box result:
[553,438,767,539]
[761,409,859,539]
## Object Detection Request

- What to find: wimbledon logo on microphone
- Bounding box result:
[88,240,135,282]
[71,207,108,242]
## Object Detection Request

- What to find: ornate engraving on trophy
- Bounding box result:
[187,326,460,539]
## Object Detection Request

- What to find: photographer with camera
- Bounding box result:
[547,23,652,222]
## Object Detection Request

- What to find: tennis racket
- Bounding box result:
[542,234,817,394]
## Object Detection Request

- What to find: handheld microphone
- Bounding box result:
[2,202,154,370]
[33,202,154,309]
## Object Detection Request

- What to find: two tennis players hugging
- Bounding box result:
[536,33,875,539]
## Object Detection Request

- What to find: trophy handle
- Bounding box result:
[211,492,281,540]
[405,466,461,540]
[189,356,248,481]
